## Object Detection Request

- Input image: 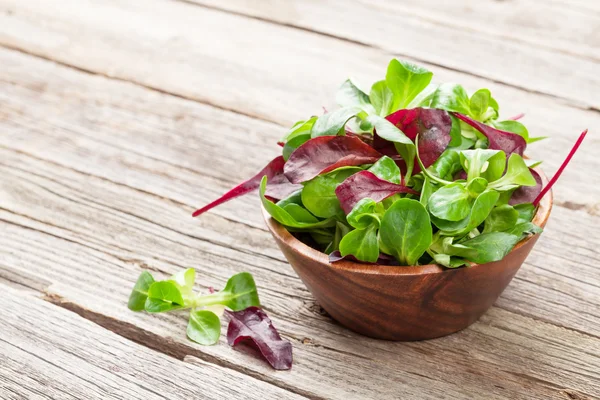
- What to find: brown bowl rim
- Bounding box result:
[263,168,553,276]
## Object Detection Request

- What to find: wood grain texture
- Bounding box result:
[191,0,600,60]
[1,47,599,399]
[0,284,304,400]
[1,0,600,118]
[182,0,600,108]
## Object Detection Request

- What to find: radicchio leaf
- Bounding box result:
[453,113,526,157]
[193,156,285,217]
[226,307,292,370]
[335,170,419,214]
[533,129,588,206]
[509,168,542,205]
[374,108,452,171]
[329,250,399,265]
[284,136,383,184]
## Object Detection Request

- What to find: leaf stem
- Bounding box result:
[533,130,588,206]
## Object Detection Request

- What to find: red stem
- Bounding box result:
[533,130,588,206]
[508,113,525,121]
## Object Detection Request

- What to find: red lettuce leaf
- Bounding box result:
[453,113,526,156]
[509,168,542,205]
[335,170,419,214]
[375,108,452,171]
[226,307,292,370]
[284,136,383,184]
[329,250,399,265]
[192,156,285,217]
[533,129,588,206]
[264,173,302,202]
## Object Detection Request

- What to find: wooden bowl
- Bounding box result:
[262,190,553,341]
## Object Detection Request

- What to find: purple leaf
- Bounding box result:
[226,307,293,370]
[284,136,383,184]
[335,170,419,214]
[193,156,285,217]
[509,168,542,205]
[375,108,452,171]
[533,129,588,206]
[453,113,526,157]
[264,173,302,202]
[329,250,399,265]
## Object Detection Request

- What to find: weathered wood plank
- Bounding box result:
[0,0,599,123]
[0,51,600,398]
[1,207,598,400]
[192,0,600,60]
[0,284,305,400]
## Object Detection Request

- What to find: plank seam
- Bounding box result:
[168,0,600,113]
[0,44,283,126]
[40,294,320,400]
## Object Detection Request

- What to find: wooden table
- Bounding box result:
[1,1,599,399]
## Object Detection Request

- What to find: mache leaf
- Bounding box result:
[380,198,432,265]
[128,271,155,311]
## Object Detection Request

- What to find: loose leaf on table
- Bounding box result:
[453,113,527,157]
[302,167,362,218]
[430,83,471,115]
[284,135,382,184]
[195,272,260,311]
[386,59,433,110]
[187,310,221,345]
[193,156,285,217]
[145,281,185,313]
[427,183,471,221]
[128,271,155,311]
[336,79,375,114]
[335,171,419,214]
[311,106,361,137]
[169,268,196,300]
[483,204,519,233]
[339,223,380,263]
[227,307,293,370]
[509,168,542,205]
[380,199,433,265]
[261,177,336,230]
